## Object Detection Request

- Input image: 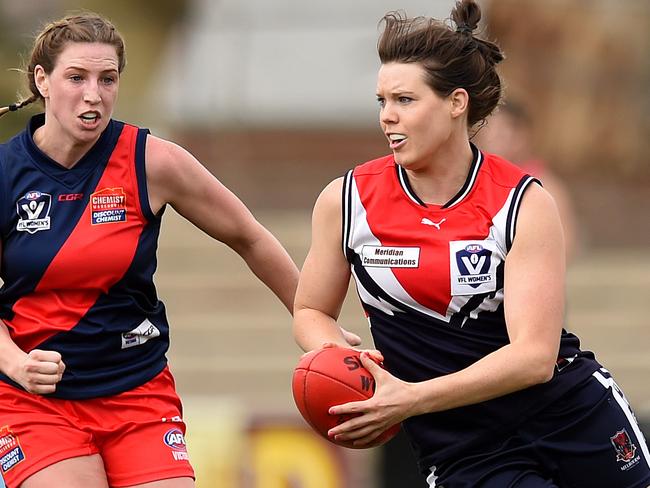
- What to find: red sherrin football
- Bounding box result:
[292,347,400,448]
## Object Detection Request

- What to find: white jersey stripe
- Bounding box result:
[445,149,483,209]
[349,178,451,320]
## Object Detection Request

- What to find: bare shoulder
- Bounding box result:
[310,177,345,240]
[314,177,344,212]
[519,182,558,219]
[515,182,564,248]
[144,134,195,178]
[143,134,208,213]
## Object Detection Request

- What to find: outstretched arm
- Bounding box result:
[145,135,298,313]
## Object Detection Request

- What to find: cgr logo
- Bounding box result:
[58,193,83,202]
[16,191,52,234]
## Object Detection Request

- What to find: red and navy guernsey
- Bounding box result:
[0,114,169,399]
[342,145,600,473]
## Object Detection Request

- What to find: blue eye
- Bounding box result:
[398,96,412,104]
[377,97,386,108]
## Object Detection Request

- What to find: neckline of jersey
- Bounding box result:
[395,143,483,210]
[23,114,119,188]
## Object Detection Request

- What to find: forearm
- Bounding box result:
[235,227,299,314]
[411,342,556,416]
[0,321,26,379]
[293,308,350,352]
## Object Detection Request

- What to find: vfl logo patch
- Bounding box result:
[361,246,420,268]
[121,318,161,349]
[91,188,127,225]
[16,191,51,234]
[0,426,25,474]
[449,240,499,295]
[164,428,189,461]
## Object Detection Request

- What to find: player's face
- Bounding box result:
[36,42,119,146]
[376,62,456,170]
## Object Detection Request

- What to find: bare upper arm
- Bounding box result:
[294,178,351,319]
[144,135,262,250]
[504,183,565,356]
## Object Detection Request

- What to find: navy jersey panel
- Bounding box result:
[433,370,650,488]
[342,148,601,472]
[0,115,122,316]
[0,115,171,399]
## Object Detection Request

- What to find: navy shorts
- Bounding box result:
[428,369,650,488]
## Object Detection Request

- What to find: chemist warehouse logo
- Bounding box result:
[0,426,26,474]
[91,188,127,225]
[16,190,52,234]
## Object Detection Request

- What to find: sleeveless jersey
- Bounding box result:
[342,146,599,472]
[0,114,169,399]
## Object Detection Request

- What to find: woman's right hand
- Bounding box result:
[11,349,66,395]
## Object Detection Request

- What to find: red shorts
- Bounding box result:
[0,367,194,487]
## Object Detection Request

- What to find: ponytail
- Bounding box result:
[0,95,38,118]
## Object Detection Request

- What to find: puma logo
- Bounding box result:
[421,217,446,230]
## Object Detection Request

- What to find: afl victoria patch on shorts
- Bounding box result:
[0,367,194,487]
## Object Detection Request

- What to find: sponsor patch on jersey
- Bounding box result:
[610,429,641,471]
[16,190,51,234]
[164,428,189,461]
[449,240,499,295]
[58,193,83,202]
[90,187,127,225]
[361,246,420,268]
[0,426,25,474]
[121,318,161,349]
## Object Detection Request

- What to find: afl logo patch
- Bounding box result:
[164,428,187,451]
[16,190,52,234]
[449,239,500,296]
[90,188,127,225]
[164,428,190,461]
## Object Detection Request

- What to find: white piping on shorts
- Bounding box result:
[426,465,438,487]
[593,368,650,469]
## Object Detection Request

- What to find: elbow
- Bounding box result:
[291,308,310,351]
[527,356,557,385]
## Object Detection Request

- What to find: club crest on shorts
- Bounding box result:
[16,190,51,234]
[90,187,127,225]
[163,428,189,461]
[610,429,637,463]
[449,240,500,295]
[0,426,25,474]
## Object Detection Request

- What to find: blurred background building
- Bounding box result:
[1,0,649,487]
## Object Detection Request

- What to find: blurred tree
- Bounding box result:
[483,0,650,181]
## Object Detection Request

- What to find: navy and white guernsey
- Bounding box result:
[0,114,170,399]
[342,145,599,472]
